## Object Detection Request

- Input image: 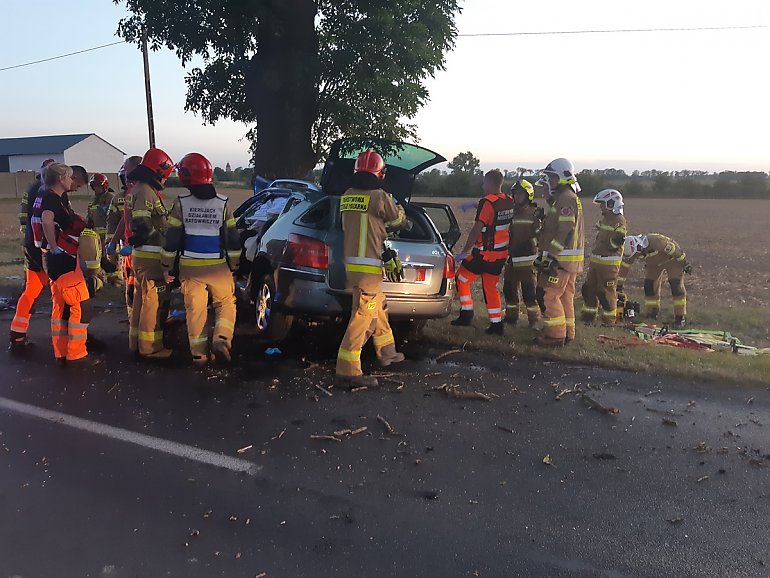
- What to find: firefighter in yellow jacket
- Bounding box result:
[161,153,241,368]
[534,158,585,347]
[619,234,692,328]
[86,173,121,285]
[124,148,175,359]
[336,150,407,389]
[502,179,543,327]
[581,188,628,325]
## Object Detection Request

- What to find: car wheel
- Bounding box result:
[253,273,293,342]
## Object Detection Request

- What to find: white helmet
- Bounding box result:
[623,234,648,258]
[594,188,624,215]
[538,158,581,193]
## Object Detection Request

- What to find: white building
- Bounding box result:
[0,133,125,173]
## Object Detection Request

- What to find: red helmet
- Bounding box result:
[176,152,213,186]
[140,148,175,181]
[89,172,110,191]
[354,150,386,179]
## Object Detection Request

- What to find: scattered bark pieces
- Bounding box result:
[237,445,253,454]
[350,386,369,393]
[310,435,341,442]
[581,394,620,415]
[662,418,678,427]
[256,573,267,578]
[313,383,333,397]
[666,516,684,525]
[747,397,755,405]
[645,407,684,417]
[543,454,553,466]
[376,415,398,436]
[435,349,462,361]
[314,427,368,442]
[697,475,710,484]
[431,384,492,401]
[555,385,582,400]
[496,424,514,434]
[749,458,766,467]
[644,389,662,397]
[693,442,710,453]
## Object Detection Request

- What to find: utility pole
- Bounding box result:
[141,30,156,149]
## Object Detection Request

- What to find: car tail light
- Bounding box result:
[443,254,455,279]
[288,233,328,269]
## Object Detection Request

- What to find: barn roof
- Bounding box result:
[0,134,124,156]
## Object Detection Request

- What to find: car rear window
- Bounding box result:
[338,143,438,170]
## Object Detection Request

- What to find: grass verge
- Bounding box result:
[423,303,770,387]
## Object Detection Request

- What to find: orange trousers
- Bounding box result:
[10,268,49,335]
[456,263,503,324]
[542,269,577,340]
[50,270,91,361]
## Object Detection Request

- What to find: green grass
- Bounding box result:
[424,302,770,386]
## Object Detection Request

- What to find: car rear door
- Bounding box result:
[411,202,461,251]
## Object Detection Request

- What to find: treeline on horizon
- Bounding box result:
[413,152,770,199]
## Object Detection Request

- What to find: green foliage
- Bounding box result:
[115,0,460,177]
[447,151,481,175]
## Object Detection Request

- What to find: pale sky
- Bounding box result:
[0,0,768,173]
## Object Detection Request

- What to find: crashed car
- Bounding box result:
[236,138,461,341]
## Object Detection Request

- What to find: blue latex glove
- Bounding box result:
[49,246,63,255]
[119,245,133,256]
[106,242,116,256]
[459,201,476,213]
[454,251,468,267]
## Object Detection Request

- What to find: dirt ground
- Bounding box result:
[415,196,770,309]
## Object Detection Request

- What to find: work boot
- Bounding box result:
[141,348,174,361]
[212,339,232,364]
[504,308,519,325]
[67,356,102,369]
[485,322,504,336]
[335,374,379,390]
[673,316,686,330]
[8,334,34,355]
[533,335,565,348]
[379,352,405,367]
[192,354,210,370]
[451,310,474,327]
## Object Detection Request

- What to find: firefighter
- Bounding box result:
[534,158,585,347]
[336,150,407,389]
[502,179,543,327]
[580,188,627,325]
[86,173,121,285]
[619,234,692,328]
[161,153,241,368]
[124,148,175,359]
[8,162,87,353]
[39,164,96,366]
[452,169,515,335]
[106,156,143,318]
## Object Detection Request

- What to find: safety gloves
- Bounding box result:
[382,247,404,283]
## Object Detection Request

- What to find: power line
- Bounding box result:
[0,41,126,72]
[457,24,768,37]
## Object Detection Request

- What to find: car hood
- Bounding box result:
[320,138,446,204]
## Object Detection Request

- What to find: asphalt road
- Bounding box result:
[0,303,769,578]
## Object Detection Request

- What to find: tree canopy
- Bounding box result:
[116,0,460,178]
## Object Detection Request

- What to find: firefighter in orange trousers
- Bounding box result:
[534,158,585,347]
[452,170,514,335]
[336,150,407,389]
[161,153,241,368]
[39,164,96,366]
[124,148,175,359]
[107,156,143,319]
[502,179,543,327]
[580,189,627,325]
[619,234,692,328]
[9,162,87,353]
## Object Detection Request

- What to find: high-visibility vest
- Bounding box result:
[179,193,227,262]
[476,193,515,261]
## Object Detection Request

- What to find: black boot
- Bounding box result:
[8,332,34,355]
[451,310,474,326]
[485,322,504,336]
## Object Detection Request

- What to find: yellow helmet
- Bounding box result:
[511,179,534,202]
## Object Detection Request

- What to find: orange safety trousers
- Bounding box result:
[122,254,135,317]
[50,270,91,361]
[456,264,503,324]
[10,269,49,335]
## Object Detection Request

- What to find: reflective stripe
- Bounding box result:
[581,306,599,313]
[225,217,236,227]
[182,250,222,259]
[550,240,565,251]
[590,255,622,266]
[346,256,382,267]
[673,297,687,305]
[179,257,227,266]
[132,210,151,218]
[358,213,368,257]
[167,216,183,226]
[459,296,472,304]
[558,216,575,223]
[487,308,502,314]
[493,242,508,249]
[337,348,361,362]
[138,330,163,342]
[189,336,208,344]
[456,274,469,283]
[345,264,382,275]
[160,249,177,260]
[84,260,100,269]
[227,250,241,260]
[558,254,584,262]
[543,316,566,326]
[460,304,474,311]
[511,219,535,224]
[565,318,575,327]
[214,319,235,331]
[677,254,687,262]
[373,332,395,347]
[601,309,617,317]
[133,250,162,260]
[495,224,509,231]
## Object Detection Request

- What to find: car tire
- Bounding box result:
[252,273,293,342]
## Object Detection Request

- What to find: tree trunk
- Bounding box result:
[248,0,320,179]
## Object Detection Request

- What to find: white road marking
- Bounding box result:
[0,396,262,476]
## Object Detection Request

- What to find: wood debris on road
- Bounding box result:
[581,394,619,415]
